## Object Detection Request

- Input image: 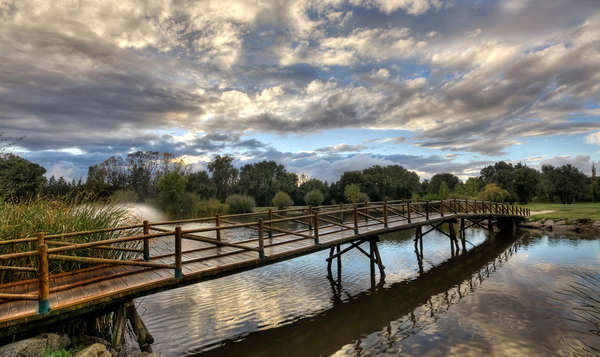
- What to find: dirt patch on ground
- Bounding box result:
[530,210,555,215]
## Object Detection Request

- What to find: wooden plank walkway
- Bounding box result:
[0,200,528,335]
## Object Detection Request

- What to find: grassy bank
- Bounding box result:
[0,199,138,283]
[523,202,600,221]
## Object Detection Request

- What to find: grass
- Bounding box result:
[522,202,600,221]
[0,199,139,284]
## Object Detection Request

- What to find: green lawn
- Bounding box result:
[522,202,600,221]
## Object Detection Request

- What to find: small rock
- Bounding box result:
[554,220,567,225]
[74,343,111,357]
[552,224,578,232]
[544,219,555,227]
[521,221,544,229]
[0,333,70,357]
[592,221,600,226]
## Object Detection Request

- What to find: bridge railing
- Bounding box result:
[0,199,529,313]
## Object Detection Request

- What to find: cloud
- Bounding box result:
[586,132,600,145]
[314,143,366,153]
[538,155,595,175]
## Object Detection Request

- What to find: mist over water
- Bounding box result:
[121,217,600,357]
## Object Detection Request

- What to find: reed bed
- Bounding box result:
[0,199,141,284]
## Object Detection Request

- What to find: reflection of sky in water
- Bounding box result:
[134,229,599,357]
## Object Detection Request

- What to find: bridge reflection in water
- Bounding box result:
[198,229,521,357]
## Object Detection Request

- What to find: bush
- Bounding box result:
[478,183,510,202]
[156,171,186,217]
[194,198,228,217]
[272,191,293,209]
[304,189,324,206]
[226,194,256,213]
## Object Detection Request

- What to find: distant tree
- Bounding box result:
[237,161,297,206]
[208,155,238,202]
[272,191,293,209]
[296,178,329,205]
[186,171,216,200]
[344,184,369,203]
[429,173,459,194]
[304,189,324,207]
[512,163,540,203]
[592,163,599,203]
[156,171,187,216]
[541,164,587,204]
[464,177,483,197]
[0,154,46,200]
[438,181,449,200]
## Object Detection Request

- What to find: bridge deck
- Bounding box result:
[0,213,457,332]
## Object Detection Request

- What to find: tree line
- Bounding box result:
[1,151,598,215]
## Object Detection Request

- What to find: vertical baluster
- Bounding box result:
[407,201,412,223]
[216,214,222,241]
[143,220,150,261]
[440,200,444,217]
[353,205,359,234]
[267,210,273,239]
[258,219,265,260]
[426,201,430,221]
[308,206,313,231]
[174,227,183,279]
[38,232,50,314]
[383,200,388,228]
[313,211,319,245]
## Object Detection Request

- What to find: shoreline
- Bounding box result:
[520,218,600,234]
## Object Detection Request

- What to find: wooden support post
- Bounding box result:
[143,220,150,261]
[339,204,344,223]
[460,218,466,252]
[407,202,411,223]
[353,205,359,234]
[216,214,222,241]
[258,218,265,260]
[175,226,183,279]
[308,206,313,231]
[37,232,45,247]
[364,201,369,223]
[440,200,444,217]
[327,247,334,275]
[267,210,272,239]
[369,240,376,287]
[372,238,385,277]
[488,218,493,233]
[313,211,319,245]
[126,301,154,352]
[426,201,430,220]
[383,200,388,228]
[419,226,424,257]
[336,244,342,281]
[38,243,50,314]
[112,304,127,352]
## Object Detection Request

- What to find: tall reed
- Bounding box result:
[0,199,140,284]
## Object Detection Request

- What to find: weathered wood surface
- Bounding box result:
[0,200,527,336]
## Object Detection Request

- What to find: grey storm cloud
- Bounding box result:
[0,0,599,179]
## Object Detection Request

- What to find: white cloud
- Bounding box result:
[586,131,600,145]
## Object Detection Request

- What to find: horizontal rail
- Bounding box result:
[48,254,176,269]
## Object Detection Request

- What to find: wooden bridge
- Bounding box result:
[0,199,528,342]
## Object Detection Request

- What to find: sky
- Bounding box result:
[1,0,599,183]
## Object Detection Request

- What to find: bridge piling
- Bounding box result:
[38,243,50,314]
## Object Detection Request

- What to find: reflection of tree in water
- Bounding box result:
[557,271,600,356]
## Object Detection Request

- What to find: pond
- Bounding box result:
[124,207,599,356]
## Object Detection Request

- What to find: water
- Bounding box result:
[127,223,599,356]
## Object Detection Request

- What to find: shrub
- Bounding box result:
[478,183,510,202]
[304,189,324,206]
[194,198,228,217]
[226,194,256,213]
[272,191,293,209]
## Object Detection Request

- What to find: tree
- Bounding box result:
[226,194,255,213]
[429,173,460,194]
[464,177,483,197]
[296,178,329,205]
[344,184,368,203]
[438,181,449,199]
[592,163,599,203]
[512,163,540,203]
[208,155,238,202]
[0,154,46,200]
[186,171,216,200]
[156,171,187,216]
[237,161,297,206]
[304,189,324,206]
[272,191,293,209]
[541,164,587,204]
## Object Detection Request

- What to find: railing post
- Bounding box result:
[308,206,313,231]
[364,201,369,223]
[37,232,45,247]
[216,214,222,241]
[313,211,319,245]
[174,226,183,279]
[258,218,265,260]
[383,200,388,228]
[143,220,150,261]
[440,200,444,217]
[38,243,50,314]
[339,204,344,223]
[407,201,412,223]
[267,210,273,239]
[353,205,359,234]
[425,201,430,220]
